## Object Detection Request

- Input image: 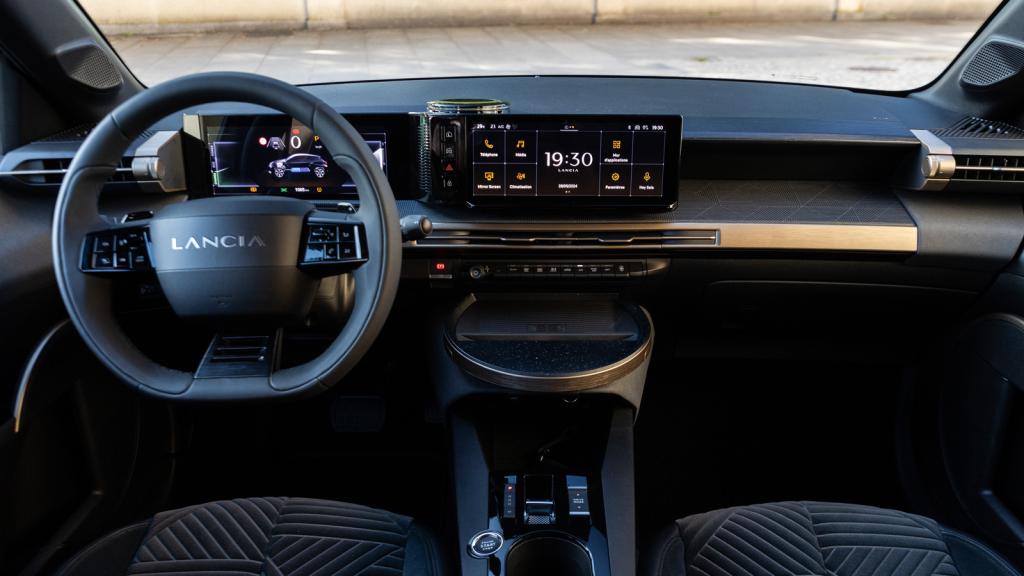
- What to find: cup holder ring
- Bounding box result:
[503,532,596,576]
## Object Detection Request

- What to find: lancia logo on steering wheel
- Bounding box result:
[170,235,268,250]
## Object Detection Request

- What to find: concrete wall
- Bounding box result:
[80,0,1002,34]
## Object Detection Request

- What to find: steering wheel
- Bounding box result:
[52,72,402,401]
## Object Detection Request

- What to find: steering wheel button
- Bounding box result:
[124,230,145,245]
[130,251,149,269]
[115,253,130,268]
[339,226,354,241]
[304,244,325,262]
[92,253,114,268]
[308,224,338,243]
[93,236,114,253]
[339,243,356,258]
[324,244,339,260]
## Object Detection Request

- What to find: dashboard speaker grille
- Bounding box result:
[55,41,123,91]
[961,41,1024,90]
[935,116,1024,139]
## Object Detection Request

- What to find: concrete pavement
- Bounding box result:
[109,20,983,90]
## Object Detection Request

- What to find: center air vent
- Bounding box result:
[953,155,1024,181]
[414,228,719,249]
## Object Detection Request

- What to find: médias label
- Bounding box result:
[170,235,267,250]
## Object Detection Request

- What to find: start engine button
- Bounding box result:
[468,530,504,558]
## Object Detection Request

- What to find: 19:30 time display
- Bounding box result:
[543,151,594,167]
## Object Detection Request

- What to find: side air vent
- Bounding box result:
[415,228,719,249]
[900,129,1024,192]
[1,131,185,192]
[953,155,1024,181]
[935,116,1024,139]
[4,157,136,185]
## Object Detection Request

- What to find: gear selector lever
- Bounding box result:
[523,474,556,526]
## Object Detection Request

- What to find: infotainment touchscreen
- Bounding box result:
[190,115,386,196]
[448,115,681,207]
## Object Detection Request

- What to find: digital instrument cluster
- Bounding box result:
[188,114,386,197]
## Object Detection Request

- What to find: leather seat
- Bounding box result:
[56,497,444,576]
[648,501,1020,576]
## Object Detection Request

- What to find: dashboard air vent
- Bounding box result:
[4,157,137,185]
[415,228,719,249]
[936,116,1024,139]
[953,155,1024,181]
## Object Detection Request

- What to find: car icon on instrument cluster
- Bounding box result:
[268,153,329,179]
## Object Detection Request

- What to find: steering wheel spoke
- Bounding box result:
[299,211,368,276]
[81,225,153,274]
[195,331,280,379]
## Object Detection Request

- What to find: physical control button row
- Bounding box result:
[303,223,361,263]
[86,227,150,271]
[484,262,639,279]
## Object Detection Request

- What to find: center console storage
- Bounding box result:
[436,294,653,408]
[450,398,635,576]
[438,294,648,576]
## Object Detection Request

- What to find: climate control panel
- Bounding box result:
[421,258,669,282]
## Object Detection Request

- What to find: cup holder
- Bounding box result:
[505,534,594,576]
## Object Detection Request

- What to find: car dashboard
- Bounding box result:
[1,75,1022,292]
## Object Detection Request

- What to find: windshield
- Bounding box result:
[81,1,999,90]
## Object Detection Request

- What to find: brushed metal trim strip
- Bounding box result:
[955,164,1024,173]
[410,222,917,253]
[911,129,954,156]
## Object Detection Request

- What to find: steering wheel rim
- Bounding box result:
[52,72,402,401]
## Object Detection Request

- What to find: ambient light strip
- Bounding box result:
[410,222,918,253]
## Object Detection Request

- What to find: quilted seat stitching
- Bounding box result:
[806,502,959,576]
[210,502,265,557]
[126,497,424,576]
[740,508,824,566]
[724,519,819,573]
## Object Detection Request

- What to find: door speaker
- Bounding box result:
[55,40,123,92]
[961,40,1024,91]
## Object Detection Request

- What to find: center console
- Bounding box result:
[450,398,636,576]
[437,295,650,576]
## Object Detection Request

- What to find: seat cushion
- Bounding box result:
[57,497,444,576]
[648,501,1021,576]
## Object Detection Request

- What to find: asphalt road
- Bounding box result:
[109,20,983,90]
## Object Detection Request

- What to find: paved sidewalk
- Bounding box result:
[110,20,982,90]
